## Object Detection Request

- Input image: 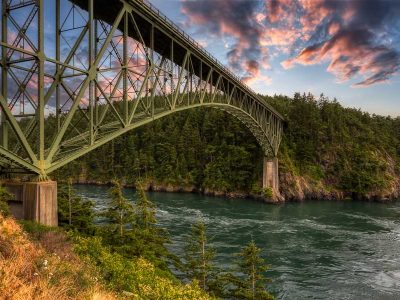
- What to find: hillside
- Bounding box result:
[0,214,115,299]
[55,93,400,202]
[0,213,212,300]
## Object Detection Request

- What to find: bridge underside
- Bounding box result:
[0,0,283,180]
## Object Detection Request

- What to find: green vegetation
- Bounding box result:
[8,184,213,299]
[227,240,274,300]
[181,219,274,299]
[72,235,211,299]
[56,93,400,200]
[268,93,400,198]
[58,179,95,234]
[183,220,222,295]
[262,187,273,199]
[129,182,172,270]
[56,107,263,194]
[59,182,276,298]
[0,185,13,216]
[1,214,116,299]
[100,180,172,271]
[9,92,398,297]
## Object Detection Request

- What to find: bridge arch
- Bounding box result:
[46,101,280,174]
[0,0,284,179]
[1,0,285,225]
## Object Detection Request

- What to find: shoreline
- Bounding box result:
[68,180,399,204]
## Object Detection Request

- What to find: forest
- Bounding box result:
[56,93,400,201]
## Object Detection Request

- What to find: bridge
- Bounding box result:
[1,0,284,225]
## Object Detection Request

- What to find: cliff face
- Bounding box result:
[278,152,400,203]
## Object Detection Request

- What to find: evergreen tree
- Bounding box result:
[131,183,172,270]
[101,180,138,257]
[58,181,95,234]
[229,240,274,300]
[183,220,221,294]
[55,94,400,200]
[103,179,134,238]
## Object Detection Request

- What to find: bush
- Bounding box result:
[73,235,213,299]
[19,220,59,240]
[0,186,13,216]
[58,182,96,235]
[0,214,115,299]
[262,187,273,199]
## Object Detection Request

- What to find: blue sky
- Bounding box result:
[149,0,400,117]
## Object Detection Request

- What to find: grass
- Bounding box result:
[0,214,116,300]
[0,214,214,300]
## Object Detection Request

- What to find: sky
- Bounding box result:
[149,0,400,117]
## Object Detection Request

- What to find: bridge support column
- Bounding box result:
[5,181,58,226]
[262,157,280,200]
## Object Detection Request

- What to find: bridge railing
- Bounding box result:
[133,0,284,121]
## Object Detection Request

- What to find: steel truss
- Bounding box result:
[0,0,284,179]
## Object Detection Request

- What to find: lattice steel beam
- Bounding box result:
[0,0,284,179]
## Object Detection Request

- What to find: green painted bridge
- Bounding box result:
[1,0,284,225]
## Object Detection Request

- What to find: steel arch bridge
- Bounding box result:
[0,0,284,180]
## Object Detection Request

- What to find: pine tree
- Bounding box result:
[58,181,95,234]
[229,240,274,300]
[183,220,217,291]
[131,182,171,270]
[103,179,134,237]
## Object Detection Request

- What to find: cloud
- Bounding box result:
[181,0,269,83]
[283,29,400,86]
[281,0,400,86]
[180,0,400,87]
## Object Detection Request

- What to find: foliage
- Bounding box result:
[102,179,135,237]
[19,219,59,240]
[2,212,213,300]
[56,93,400,199]
[0,213,116,299]
[73,235,213,300]
[227,240,274,300]
[58,180,95,234]
[101,181,172,271]
[130,183,172,271]
[262,187,273,199]
[183,220,224,296]
[267,93,400,198]
[0,185,13,216]
[56,108,263,193]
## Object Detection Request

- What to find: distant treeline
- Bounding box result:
[57,93,400,199]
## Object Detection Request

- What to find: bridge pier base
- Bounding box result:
[5,181,58,226]
[262,157,280,201]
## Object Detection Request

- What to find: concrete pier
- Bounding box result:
[5,181,58,226]
[263,157,279,197]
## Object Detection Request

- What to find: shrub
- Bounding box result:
[262,187,273,199]
[73,235,214,299]
[0,186,13,216]
[0,213,115,299]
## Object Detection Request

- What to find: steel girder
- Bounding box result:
[0,0,284,179]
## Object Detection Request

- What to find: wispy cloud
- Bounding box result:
[282,0,400,87]
[180,0,400,87]
[181,0,269,82]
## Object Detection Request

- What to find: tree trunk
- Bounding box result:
[68,181,72,226]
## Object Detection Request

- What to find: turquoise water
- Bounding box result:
[75,185,400,300]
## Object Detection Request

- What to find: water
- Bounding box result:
[75,185,400,300]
